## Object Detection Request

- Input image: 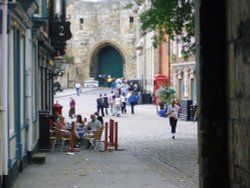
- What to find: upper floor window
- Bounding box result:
[129,17,134,23]
[80,18,84,24]
[79,18,84,30]
[129,16,134,30]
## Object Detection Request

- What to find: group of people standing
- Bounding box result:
[94,78,141,117]
[96,90,140,117]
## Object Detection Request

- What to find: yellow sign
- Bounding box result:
[48,59,54,66]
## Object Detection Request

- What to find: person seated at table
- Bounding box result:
[85,114,103,148]
[75,114,86,139]
[56,115,67,130]
[86,114,103,132]
[51,111,60,128]
[56,115,81,145]
[76,114,85,129]
[94,112,104,125]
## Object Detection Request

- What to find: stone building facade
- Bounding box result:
[135,0,196,105]
[170,39,196,104]
[59,0,137,87]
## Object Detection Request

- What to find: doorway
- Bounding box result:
[97,46,123,86]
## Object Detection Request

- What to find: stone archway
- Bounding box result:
[87,40,127,85]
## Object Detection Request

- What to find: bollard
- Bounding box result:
[115,122,118,150]
[109,119,114,146]
[104,119,119,152]
[104,122,108,152]
[64,121,80,152]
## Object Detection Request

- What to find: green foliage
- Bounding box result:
[64,54,74,64]
[134,0,144,5]
[171,53,176,62]
[156,86,176,103]
[124,3,134,9]
[139,0,195,57]
[124,0,144,9]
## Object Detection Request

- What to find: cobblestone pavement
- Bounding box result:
[55,88,199,188]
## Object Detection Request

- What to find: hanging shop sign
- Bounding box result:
[50,21,72,41]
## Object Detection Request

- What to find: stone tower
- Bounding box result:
[61,0,137,87]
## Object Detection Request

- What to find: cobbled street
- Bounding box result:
[55,88,199,188]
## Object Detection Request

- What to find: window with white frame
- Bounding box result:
[183,71,189,97]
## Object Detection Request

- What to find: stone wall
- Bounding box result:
[196,0,229,187]
[227,0,250,187]
[197,0,250,187]
[60,0,137,87]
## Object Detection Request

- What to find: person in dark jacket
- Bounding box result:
[96,94,105,117]
[128,92,137,114]
[103,93,109,115]
[94,112,103,125]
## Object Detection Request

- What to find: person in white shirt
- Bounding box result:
[75,82,81,96]
[108,91,115,114]
[113,94,122,117]
[121,92,127,114]
[167,99,179,139]
[86,114,103,131]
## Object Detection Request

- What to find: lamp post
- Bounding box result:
[53,52,66,76]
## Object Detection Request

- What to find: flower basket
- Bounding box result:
[155,86,176,114]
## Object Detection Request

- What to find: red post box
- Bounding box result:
[52,101,63,115]
[153,74,167,104]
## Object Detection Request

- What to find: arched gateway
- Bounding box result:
[89,41,125,86]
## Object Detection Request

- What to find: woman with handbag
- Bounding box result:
[167,99,178,139]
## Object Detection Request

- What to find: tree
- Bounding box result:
[156,86,176,104]
[137,0,195,58]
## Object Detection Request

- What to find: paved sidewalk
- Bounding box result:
[13,150,178,188]
[13,88,198,188]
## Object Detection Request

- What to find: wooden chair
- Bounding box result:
[49,129,56,151]
[54,129,71,151]
[84,127,104,151]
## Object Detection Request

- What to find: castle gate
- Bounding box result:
[89,42,125,86]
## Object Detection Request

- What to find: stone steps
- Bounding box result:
[32,153,47,164]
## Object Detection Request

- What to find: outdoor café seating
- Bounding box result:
[84,127,104,151]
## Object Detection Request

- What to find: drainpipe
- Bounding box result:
[158,30,162,74]
[167,35,171,87]
[0,0,9,175]
[25,29,33,154]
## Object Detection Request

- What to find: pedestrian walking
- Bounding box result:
[167,99,178,139]
[69,97,76,118]
[128,92,137,114]
[75,82,81,96]
[96,94,105,117]
[113,94,122,117]
[108,91,115,115]
[121,92,127,114]
[103,93,109,115]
